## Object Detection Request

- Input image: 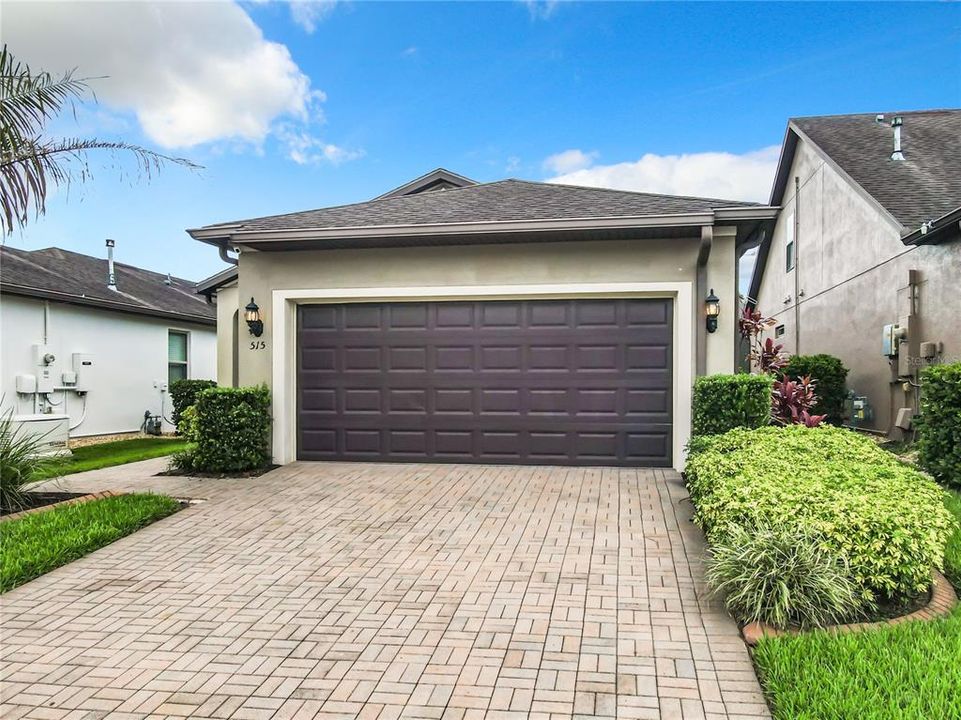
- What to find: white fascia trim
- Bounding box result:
[227,213,718,243]
[271,282,694,472]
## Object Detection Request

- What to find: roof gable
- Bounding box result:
[771,109,961,233]
[373,168,478,200]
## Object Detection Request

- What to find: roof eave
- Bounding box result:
[902,205,961,245]
[0,284,217,326]
[194,208,781,246]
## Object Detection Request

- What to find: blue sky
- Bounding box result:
[5,1,960,281]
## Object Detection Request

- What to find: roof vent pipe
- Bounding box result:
[105,239,118,292]
[164,272,172,286]
[875,114,885,124]
[891,116,905,161]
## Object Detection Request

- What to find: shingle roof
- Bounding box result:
[788,109,961,230]
[201,178,760,233]
[0,246,216,325]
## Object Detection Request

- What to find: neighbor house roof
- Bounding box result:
[749,108,961,305]
[0,246,216,326]
[190,177,775,252]
[771,109,961,239]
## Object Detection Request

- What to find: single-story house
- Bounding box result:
[750,109,961,435]
[0,244,217,439]
[192,168,778,469]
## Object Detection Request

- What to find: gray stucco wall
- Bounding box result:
[756,138,961,433]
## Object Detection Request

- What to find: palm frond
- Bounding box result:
[0,137,199,234]
[0,44,201,234]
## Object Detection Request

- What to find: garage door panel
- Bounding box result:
[298,299,672,466]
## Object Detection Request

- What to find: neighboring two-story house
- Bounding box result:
[750,110,961,435]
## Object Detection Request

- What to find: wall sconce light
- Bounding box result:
[244,297,264,337]
[705,289,720,333]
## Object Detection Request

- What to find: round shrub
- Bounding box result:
[782,354,848,425]
[686,425,954,600]
[706,522,865,629]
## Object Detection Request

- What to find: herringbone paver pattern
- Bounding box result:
[0,461,769,719]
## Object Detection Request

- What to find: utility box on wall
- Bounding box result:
[71,353,94,392]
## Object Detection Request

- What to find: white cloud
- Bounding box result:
[3,1,326,151]
[289,1,339,33]
[543,148,599,174]
[277,127,364,165]
[546,146,781,203]
[522,0,561,19]
[401,46,419,58]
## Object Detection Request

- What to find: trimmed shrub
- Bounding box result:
[705,522,864,629]
[692,374,772,436]
[783,354,849,425]
[686,425,954,600]
[169,379,216,429]
[177,385,271,473]
[177,404,199,443]
[917,363,961,489]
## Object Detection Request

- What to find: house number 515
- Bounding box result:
[249,340,267,350]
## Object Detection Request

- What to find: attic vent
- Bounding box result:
[875,114,885,124]
[891,116,905,161]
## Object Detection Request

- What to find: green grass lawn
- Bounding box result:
[753,489,961,720]
[0,493,181,593]
[34,437,189,480]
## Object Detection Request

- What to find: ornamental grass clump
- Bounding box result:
[686,425,954,606]
[706,523,865,629]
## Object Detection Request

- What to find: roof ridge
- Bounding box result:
[507,178,760,206]
[790,108,961,122]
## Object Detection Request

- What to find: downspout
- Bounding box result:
[793,177,801,354]
[695,225,713,376]
[219,242,239,266]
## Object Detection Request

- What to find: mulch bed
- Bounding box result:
[0,491,123,523]
[1,492,87,517]
[155,465,279,479]
[742,571,959,646]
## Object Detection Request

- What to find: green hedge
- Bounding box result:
[176,385,271,473]
[783,354,849,425]
[686,425,954,601]
[918,363,961,489]
[169,379,216,428]
[692,374,772,436]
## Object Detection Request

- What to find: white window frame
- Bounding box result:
[168,329,190,385]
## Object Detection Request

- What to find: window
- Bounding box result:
[168,331,188,384]
[785,213,796,272]
[775,324,786,338]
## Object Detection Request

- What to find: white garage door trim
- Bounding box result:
[271,282,693,470]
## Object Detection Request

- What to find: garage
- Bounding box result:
[297,298,673,466]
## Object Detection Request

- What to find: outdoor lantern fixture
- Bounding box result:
[244,297,264,337]
[705,289,720,333]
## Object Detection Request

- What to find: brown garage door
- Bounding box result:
[297,299,673,466]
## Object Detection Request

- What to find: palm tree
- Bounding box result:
[0,45,199,234]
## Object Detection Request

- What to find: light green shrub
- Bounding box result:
[686,425,954,600]
[691,374,772,436]
[706,522,865,629]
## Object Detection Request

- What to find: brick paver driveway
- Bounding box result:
[1,462,769,719]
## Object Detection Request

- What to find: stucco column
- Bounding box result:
[705,226,737,375]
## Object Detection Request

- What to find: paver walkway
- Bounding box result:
[1,461,769,719]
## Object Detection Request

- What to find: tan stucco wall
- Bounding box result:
[233,236,736,390]
[756,138,961,432]
[215,284,239,387]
